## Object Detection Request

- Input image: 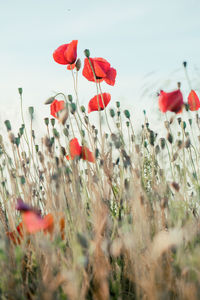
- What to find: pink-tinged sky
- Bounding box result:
[0,0,200,132]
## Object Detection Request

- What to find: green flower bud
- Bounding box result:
[18,87,23,95]
[116,101,120,108]
[84,49,90,58]
[183,61,187,68]
[28,106,34,119]
[70,103,77,114]
[68,94,73,102]
[80,105,86,113]
[35,145,39,152]
[50,118,55,127]
[124,110,130,119]
[53,128,60,138]
[44,96,55,105]
[75,58,81,71]
[4,120,11,131]
[63,128,69,137]
[44,117,49,126]
[109,109,115,118]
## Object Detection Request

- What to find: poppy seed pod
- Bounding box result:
[44,118,49,126]
[75,58,81,71]
[116,101,120,108]
[160,138,166,149]
[53,128,60,138]
[18,87,23,96]
[124,110,130,119]
[50,118,55,127]
[167,133,173,144]
[4,120,11,131]
[28,106,34,119]
[63,128,69,137]
[183,61,187,68]
[68,95,73,102]
[70,103,77,114]
[109,109,115,118]
[80,105,86,113]
[177,82,181,89]
[84,49,90,58]
[189,119,192,126]
[35,145,39,152]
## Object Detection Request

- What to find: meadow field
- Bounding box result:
[1,41,200,300]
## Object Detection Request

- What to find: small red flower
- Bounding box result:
[53,40,78,66]
[188,90,200,111]
[66,138,95,163]
[158,89,184,113]
[50,99,65,118]
[88,93,111,113]
[82,57,116,86]
[7,222,24,245]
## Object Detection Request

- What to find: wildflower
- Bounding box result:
[82,57,116,86]
[53,40,78,69]
[88,93,111,113]
[188,90,200,111]
[15,198,52,234]
[6,222,24,245]
[158,89,184,113]
[50,99,65,118]
[66,138,95,163]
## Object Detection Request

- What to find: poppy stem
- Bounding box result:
[98,82,112,134]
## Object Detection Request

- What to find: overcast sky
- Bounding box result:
[0,0,200,132]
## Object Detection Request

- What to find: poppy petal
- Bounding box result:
[81,146,95,163]
[68,138,82,160]
[22,211,47,234]
[50,100,65,118]
[64,40,78,64]
[88,93,111,113]
[188,90,200,111]
[158,90,183,113]
[67,63,76,70]
[104,68,117,86]
[53,44,69,65]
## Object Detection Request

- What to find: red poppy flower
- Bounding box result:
[50,99,65,118]
[53,40,78,66]
[82,57,116,86]
[188,90,200,111]
[66,138,95,163]
[158,89,184,113]
[88,93,111,113]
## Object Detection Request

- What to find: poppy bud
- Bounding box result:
[84,116,89,125]
[84,49,90,58]
[185,138,191,148]
[14,137,20,147]
[109,109,115,118]
[95,129,98,136]
[28,106,34,119]
[177,82,181,89]
[177,140,183,149]
[80,105,86,113]
[143,110,146,115]
[116,101,120,108]
[44,118,49,126]
[185,103,189,111]
[171,182,180,192]
[124,110,130,119]
[75,58,81,71]
[18,87,23,96]
[117,111,120,117]
[126,121,130,127]
[70,103,77,114]
[183,61,187,68]
[68,95,73,102]
[44,96,55,105]
[19,127,24,136]
[50,137,54,146]
[144,140,148,148]
[95,148,99,158]
[167,133,173,144]
[35,145,39,152]
[20,176,25,185]
[189,119,192,126]
[53,128,60,138]
[177,117,182,125]
[149,130,155,146]
[4,120,11,131]
[50,118,55,127]
[63,128,69,137]
[9,133,15,143]
[164,121,169,129]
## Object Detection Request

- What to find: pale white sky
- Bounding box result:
[0,0,200,132]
